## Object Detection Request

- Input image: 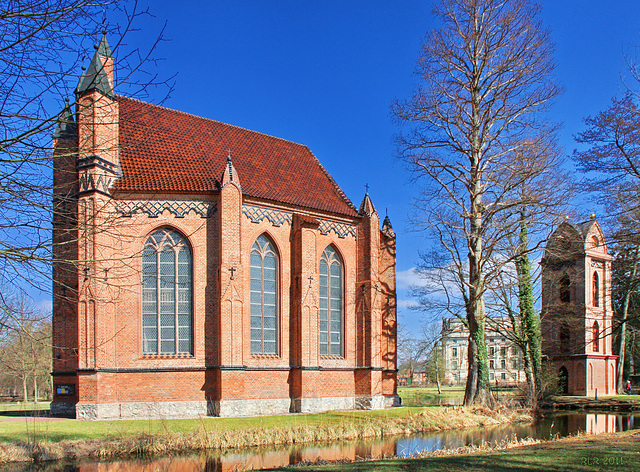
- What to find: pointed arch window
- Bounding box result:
[250,234,279,355]
[319,245,343,356]
[141,228,192,354]
[559,276,570,304]
[592,272,599,307]
[592,321,600,352]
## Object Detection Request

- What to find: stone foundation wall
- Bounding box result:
[213,398,292,417]
[68,393,402,420]
[76,401,209,420]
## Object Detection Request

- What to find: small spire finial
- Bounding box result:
[590,213,596,219]
[365,183,369,195]
[227,148,232,162]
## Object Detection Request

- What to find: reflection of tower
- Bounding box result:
[541,219,618,396]
[585,414,617,434]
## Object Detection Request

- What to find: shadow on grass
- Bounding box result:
[269,451,637,472]
[0,409,51,417]
[268,434,640,472]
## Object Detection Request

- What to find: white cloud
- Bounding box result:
[36,298,52,314]
[397,298,421,310]
[396,267,426,290]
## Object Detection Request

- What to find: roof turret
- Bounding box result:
[382,214,395,238]
[52,99,77,138]
[75,34,114,97]
[358,192,377,217]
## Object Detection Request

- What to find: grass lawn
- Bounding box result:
[265,430,640,472]
[398,386,466,407]
[0,402,50,412]
[0,406,430,443]
[608,395,640,401]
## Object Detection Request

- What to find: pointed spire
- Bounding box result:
[382,214,395,239]
[220,149,241,189]
[75,34,114,97]
[359,192,377,218]
[53,99,77,138]
[96,32,112,57]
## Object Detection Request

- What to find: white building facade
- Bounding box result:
[441,318,527,385]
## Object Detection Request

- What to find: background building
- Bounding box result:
[440,318,526,386]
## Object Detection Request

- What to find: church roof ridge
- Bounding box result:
[114,96,359,217]
[116,95,315,149]
[305,146,358,213]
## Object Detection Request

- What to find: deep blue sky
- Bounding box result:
[103,0,640,333]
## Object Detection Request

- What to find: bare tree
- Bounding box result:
[393,0,560,405]
[574,94,640,392]
[486,135,574,404]
[397,324,429,385]
[0,292,51,402]
[0,0,169,320]
[421,322,445,393]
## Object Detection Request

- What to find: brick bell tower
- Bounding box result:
[541,218,617,396]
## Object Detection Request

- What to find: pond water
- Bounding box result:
[3,411,639,472]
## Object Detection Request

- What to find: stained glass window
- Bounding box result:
[142,228,192,354]
[250,234,279,355]
[319,246,343,356]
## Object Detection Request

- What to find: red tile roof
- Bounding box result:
[114,97,358,217]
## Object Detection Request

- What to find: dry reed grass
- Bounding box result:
[0,407,532,464]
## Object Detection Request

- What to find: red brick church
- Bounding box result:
[51,36,398,419]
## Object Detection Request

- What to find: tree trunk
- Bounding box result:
[617,246,638,392]
[517,214,542,403]
[33,377,38,403]
[521,343,536,404]
[434,342,442,394]
[22,376,28,403]
[464,165,492,406]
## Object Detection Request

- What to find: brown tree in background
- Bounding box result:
[574,94,640,392]
[394,0,560,405]
[0,292,51,402]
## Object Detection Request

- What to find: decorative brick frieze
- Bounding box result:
[243,205,292,227]
[77,155,121,175]
[242,204,357,239]
[78,172,115,195]
[318,219,357,239]
[115,200,217,218]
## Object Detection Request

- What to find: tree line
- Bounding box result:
[396,0,640,405]
[1,0,640,409]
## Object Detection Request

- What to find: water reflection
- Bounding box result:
[5,412,639,472]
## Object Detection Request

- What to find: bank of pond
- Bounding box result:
[0,410,637,472]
